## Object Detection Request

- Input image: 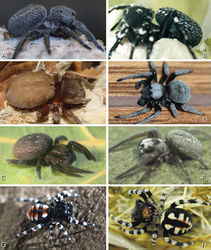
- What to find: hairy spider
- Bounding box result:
[109,128,210,184]
[8,4,104,59]
[114,61,204,124]
[109,5,202,59]
[7,133,96,179]
[13,189,100,246]
[110,188,211,247]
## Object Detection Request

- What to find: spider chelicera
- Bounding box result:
[14,189,100,246]
[114,61,204,124]
[110,188,211,247]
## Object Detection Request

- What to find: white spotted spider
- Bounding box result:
[110,188,211,247]
[13,189,100,246]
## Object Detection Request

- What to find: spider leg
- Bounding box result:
[128,188,157,205]
[67,141,96,161]
[166,69,192,84]
[159,191,167,209]
[117,72,152,81]
[36,159,42,179]
[69,217,101,228]
[129,40,139,59]
[110,20,121,31]
[55,222,73,243]
[54,189,79,202]
[169,103,178,117]
[73,20,104,51]
[62,107,82,124]
[114,151,160,180]
[136,162,160,184]
[46,194,53,206]
[109,128,161,152]
[149,61,157,82]
[12,29,44,59]
[13,197,40,203]
[60,26,91,50]
[49,224,56,246]
[109,5,131,13]
[159,62,169,84]
[108,36,124,59]
[163,231,194,247]
[43,29,51,54]
[16,223,45,238]
[175,155,192,184]
[152,229,159,245]
[169,198,211,209]
[180,104,205,115]
[109,214,142,228]
[115,106,152,119]
[136,105,162,124]
[121,225,148,235]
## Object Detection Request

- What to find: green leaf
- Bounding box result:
[0,127,106,184]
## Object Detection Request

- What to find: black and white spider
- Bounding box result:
[109,5,202,59]
[7,4,104,59]
[13,189,100,246]
[114,61,204,124]
[110,188,211,247]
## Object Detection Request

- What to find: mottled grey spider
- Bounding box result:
[110,188,211,247]
[109,128,210,184]
[7,4,104,58]
[114,61,204,124]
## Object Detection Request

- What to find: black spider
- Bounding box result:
[110,188,211,247]
[7,133,96,179]
[109,128,210,184]
[114,61,204,124]
[7,4,104,59]
[109,5,202,59]
[13,189,100,246]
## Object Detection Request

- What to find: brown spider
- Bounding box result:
[5,70,93,124]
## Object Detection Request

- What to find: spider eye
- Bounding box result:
[140,144,145,148]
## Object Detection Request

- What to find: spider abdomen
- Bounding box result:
[8,4,47,36]
[156,7,202,47]
[162,208,192,235]
[167,80,191,103]
[13,133,53,160]
[27,203,51,223]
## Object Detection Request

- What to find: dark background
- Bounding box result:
[0,0,106,43]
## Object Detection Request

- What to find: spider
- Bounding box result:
[110,188,211,247]
[114,61,205,124]
[7,4,104,59]
[13,189,101,246]
[109,128,210,184]
[7,133,96,179]
[108,5,202,59]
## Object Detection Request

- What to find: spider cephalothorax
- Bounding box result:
[7,133,96,179]
[110,188,211,247]
[109,5,202,59]
[109,128,210,184]
[8,4,104,58]
[14,189,100,246]
[114,61,204,124]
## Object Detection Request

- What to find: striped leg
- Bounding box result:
[121,225,148,235]
[170,199,211,209]
[49,224,55,246]
[13,197,40,203]
[55,222,73,243]
[16,223,45,237]
[54,189,80,202]
[109,214,141,228]
[128,188,156,206]
[163,231,194,248]
[70,217,101,228]
[159,191,167,209]
[46,194,53,206]
[152,228,159,245]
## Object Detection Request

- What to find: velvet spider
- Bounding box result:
[109,128,210,184]
[110,188,211,247]
[13,189,100,246]
[109,5,202,59]
[114,61,204,124]
[7,4,104,59]
[7,133,96,179]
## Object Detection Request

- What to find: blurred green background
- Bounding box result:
[0,126,106,184]
[109,126,211,184]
